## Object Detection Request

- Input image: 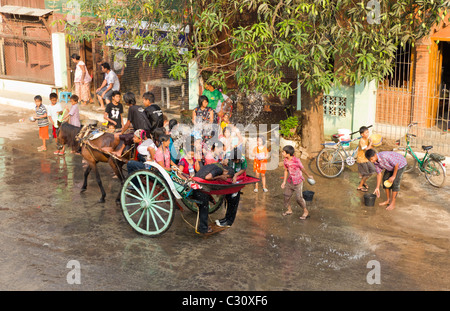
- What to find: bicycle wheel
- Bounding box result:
[423,159,446,188]
[316,148,345,178]
[404,149,417,173]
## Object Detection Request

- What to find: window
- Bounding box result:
[323,95,347,117]
[385,42,413,88]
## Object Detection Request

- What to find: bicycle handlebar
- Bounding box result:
[350,125,373,136]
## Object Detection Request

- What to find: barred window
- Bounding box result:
[323,95,347,117]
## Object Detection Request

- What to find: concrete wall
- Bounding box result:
[323,80,377,137]
[323,84,354,136]
[0,79,53,96]
[352,80,377,131]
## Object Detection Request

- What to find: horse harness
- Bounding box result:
[76,125,134,180]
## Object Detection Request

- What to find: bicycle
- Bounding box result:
[399,122,447,188]
[316,125,373,178]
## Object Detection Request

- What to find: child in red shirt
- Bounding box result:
[281,145,313,219]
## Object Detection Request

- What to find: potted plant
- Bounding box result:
[279,116,299,139]
[279,116,300,149]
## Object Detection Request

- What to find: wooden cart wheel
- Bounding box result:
[181,194,224,214]
[120,170,175,237]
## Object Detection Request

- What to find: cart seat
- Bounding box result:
[422,145,433,151]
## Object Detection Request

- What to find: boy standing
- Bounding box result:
[34,95,49,152]
[143,92,164,136]
[104,91,124,130]
[63,94,81,127]
[60,95,81,155]
[281,145,313,219]
[356,126,376,192]
[47,93,63,152]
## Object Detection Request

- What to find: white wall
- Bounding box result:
[52,32,68,88]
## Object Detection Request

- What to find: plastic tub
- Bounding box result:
[338,129,351,147]
[303,191,315,202]
[363,193,376,206]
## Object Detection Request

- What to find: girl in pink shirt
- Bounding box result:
[281,145,313,219]
[155,135,176,171]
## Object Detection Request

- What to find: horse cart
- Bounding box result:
[120,161,259,236]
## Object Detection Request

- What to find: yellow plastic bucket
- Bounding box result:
[370,133,383,147]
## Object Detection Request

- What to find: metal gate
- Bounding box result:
[374,82,450,155]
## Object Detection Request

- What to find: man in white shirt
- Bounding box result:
[95,62,120,111]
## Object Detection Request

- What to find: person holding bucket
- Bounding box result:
[281,145,314,219]
[356,126,376,192]
[365,149,407,211]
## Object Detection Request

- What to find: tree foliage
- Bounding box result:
[64,0,449,98]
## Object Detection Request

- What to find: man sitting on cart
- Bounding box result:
[216,147,246,228]
[191,163,234,234]
[192,150,245,234]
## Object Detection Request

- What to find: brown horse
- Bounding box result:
[57,123,131,203]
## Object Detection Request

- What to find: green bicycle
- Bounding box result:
[400,122,447,188]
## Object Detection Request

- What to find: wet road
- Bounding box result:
[0,104,449,291]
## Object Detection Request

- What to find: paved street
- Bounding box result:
[0,103,449,291]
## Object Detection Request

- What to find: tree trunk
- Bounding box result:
[295,86,324,158]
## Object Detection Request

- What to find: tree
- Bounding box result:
[64,0,449,154]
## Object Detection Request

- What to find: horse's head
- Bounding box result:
[57,122,82,150]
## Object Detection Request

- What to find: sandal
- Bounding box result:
[58,151,65,156]
[357,187,368,192]
[282,211,293,216]
[37,147,47,152]
[196,226,213,235]
[299,215,310,220]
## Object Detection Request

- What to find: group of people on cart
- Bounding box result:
[105,89,248,234]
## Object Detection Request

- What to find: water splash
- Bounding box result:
[231,91,265,129]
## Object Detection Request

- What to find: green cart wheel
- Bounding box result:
[181,194,224,214]
[121,170,175,237]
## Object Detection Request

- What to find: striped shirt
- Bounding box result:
[35,104,49,128]
[373,151,407,174]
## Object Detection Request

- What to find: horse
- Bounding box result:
[57,122,132,203]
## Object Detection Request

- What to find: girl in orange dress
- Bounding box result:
[252,136,268,193]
